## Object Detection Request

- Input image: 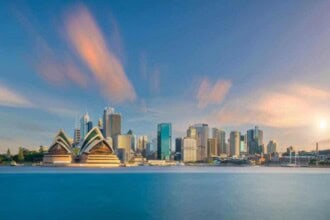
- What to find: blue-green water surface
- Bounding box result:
[0,166,329,220]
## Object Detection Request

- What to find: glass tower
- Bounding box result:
[157,123,172,160]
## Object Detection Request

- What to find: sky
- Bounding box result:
[1,0,330,153]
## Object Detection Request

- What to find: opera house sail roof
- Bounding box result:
[79,127,121,166]
[43,130,73,164]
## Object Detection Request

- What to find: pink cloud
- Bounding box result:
[215,84,330,128]
[14,6,88,88]
[64,5,136,103]
[197,78,232,108]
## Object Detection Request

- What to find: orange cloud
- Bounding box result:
[197,78,231,108]
[215,84,330,128]
[64,5,136,103]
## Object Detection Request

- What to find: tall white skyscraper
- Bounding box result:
[80,113,90,139]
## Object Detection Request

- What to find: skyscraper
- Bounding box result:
[87,121,93,133]
[116,134,132,162]
[73,128,80,145]
[212,128,226,155]
[157,123,172,160]
[183,137,197,162]
[188,124,209,161]
[103,107,114,138]
[267,140,277,154]
[110,113,121,139]
[247,126,264,155]
[175,138,183,161]
[207,138,217,157]
[229,131,240,157]
[240,134,247,154]
[138,135,148,157]
[80,113,90,139]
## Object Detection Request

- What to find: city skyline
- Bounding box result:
[2,0,330,153]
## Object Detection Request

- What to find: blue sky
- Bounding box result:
[1,0,330,153]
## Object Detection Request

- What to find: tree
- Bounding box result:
[18,147,24,162]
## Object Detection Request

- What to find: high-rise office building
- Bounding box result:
[116,134,132,162]
[267,140,277,154]
[183,137,197,162]
[187,124,209,161]
[175,138,183,161]
[110,113,121,139]
[212,128,226,155]
[247,126,264,155]
[80,113,90,139]
[229,131,240,157]
[187,126,197,139]
[87,121,93,133]
[103,107,114,138]
[240,134,247,153]
[138,135,148,157]
[207,138,217,157]
[151,138,157,153]
[73,128,81,145]
[157,123,172,160]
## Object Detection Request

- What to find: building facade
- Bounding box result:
[183,137,197,162]
[207,138,217,157]
[247,126,264,155]
[187,124,209,161]
[102,106,114,138]
[267,140,277,154]
[116,134,132,162]
[229,131,240,157]
[157,123,172,160]
[212,128,226,155]
[175,138,183,161]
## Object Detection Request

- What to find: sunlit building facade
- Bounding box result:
[187,124,209,161]
[183,137,197,162]
[116,134,132,162]
[207,138,217,157]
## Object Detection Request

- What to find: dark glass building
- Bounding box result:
[157,123,172,160]
[175,138,183,161]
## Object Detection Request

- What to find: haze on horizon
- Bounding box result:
[1,0,330,153]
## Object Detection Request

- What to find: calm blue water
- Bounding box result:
[1,166,330,220]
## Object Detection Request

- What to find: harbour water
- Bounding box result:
[1,166,330,220]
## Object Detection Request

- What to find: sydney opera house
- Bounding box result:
[43,127,121,167]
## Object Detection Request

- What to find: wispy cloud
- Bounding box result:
[0,84,33,108]
[64,4,136,103]
[13,6,89,88]
[196,78,231,108]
